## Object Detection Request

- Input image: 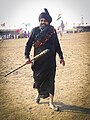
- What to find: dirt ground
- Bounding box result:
[0,32,90,120]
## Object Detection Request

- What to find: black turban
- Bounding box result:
[39,8,52,24]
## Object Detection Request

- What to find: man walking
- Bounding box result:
[25,8,65,111]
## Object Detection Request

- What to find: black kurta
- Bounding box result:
[25,25,63,98]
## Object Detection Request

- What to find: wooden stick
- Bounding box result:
[4,49,49,77]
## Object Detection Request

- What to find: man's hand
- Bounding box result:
[25,58,31,64]
[60,59,65,66]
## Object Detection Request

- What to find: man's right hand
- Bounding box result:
[25,58,31,64]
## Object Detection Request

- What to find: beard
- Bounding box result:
[40,23,49,30]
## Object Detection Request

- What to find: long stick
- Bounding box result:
[4,63,26,77]
[4,49,49,77]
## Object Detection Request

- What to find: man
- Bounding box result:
[25,8,65,111]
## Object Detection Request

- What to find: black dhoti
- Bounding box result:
[32,47,56,98]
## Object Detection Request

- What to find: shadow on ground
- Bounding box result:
[54,102,90,114]
[39,101,90,114]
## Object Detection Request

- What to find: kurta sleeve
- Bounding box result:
[54,31,64,59]
[25,28,35,59]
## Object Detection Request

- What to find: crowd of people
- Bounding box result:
[0,30,30,40]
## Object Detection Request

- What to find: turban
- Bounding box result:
[39,8,52,24]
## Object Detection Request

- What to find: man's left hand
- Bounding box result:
[60,59,65,66]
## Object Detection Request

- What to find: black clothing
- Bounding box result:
[25,24,63,98]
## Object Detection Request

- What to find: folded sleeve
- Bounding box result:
[25,28,35,59]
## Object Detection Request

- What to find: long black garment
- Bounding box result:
[25,24,63,98]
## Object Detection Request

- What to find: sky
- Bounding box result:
[0,0,90,30]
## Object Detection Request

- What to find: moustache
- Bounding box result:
[40,23,46,26]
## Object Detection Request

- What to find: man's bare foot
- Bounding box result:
[49,103,59,111]
[35,95,40,104]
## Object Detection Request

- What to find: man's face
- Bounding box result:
[39,18,49,27]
